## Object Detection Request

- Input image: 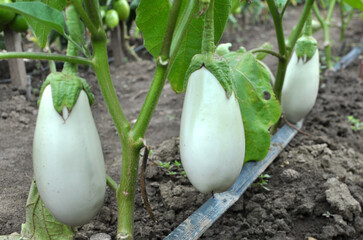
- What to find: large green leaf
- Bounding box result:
[225,51,281,163]
[136,0,231,93]
[169,0,231,93]
[0,1,67,48]
[21,180,75,240]
[344,0,363,11]
[135,0,171,57]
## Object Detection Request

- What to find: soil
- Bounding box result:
[1,5,363,240]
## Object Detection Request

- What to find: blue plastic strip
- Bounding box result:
[334,46,363,71]
[165,121,302,240]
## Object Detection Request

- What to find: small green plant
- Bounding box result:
[158,160,186,177]
[322,211,334,218]
[347,115,363,131]
[253,173,271,191]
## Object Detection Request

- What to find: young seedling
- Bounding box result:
[322,211,334,218]
[158,160,186,177]
[347,115,363,131]
[253,173,271,191]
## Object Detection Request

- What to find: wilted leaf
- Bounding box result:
[21,180,75,240]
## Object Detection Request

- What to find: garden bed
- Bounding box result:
[1,5,363,240]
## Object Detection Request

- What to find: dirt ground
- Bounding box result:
[1,5,363,240]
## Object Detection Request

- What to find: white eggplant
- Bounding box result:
[33,85,106,226]
[281,49,319,123]
[180,67,245,193]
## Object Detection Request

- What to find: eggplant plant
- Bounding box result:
[0,0,316,239]
[312,0,362,70]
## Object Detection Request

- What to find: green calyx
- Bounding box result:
[294,35,317,62]
[184,53,233,97]
[216,43,232,56]
[294,10,317,62]
[38,72,95,114]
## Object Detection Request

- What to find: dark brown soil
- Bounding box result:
[1,5,363,240]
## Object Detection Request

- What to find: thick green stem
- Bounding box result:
[63,5,83,75]
[116,138,143,240]
[267,0,315,133]
[339,0,344,41]
[115,0,183,239]
[313,0,334,70]
[201,0,215,54]
[132,0,183,140]
[84,0,103,30]
[0,52,93,65]
[323,0,335,70]
[92,37,130,139]
[71,0,99,36]
[266,0,286,102]
[303,11,313,36]
[267,0,315,101]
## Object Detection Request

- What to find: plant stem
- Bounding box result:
[63,4,82,75]
[116,0,183,238]
[167,0,198,75]
[120,21,140,61]
[313,0,335,70]
[92,38,130,139]
[132,0,183,140]
[72,0,99,36]
[303,11,313,36]
[116,138,143,240]
[281,0,291,17]
[201,0,215,54]
[267,0,315,101]
[250,48,284,60]
[266,0,286,102]
[84,0,103,30]
[0,52,93,66]
[106,174,118,192]
[267,0,315,133]
[286,0,315,54]
[340,7,354,42]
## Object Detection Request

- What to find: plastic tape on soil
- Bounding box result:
[334,45,363,71]
[165,121,303,240]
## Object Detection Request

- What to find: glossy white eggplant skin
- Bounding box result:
[281,49,319,123]
[33,85,106,226]
[180,67,245,193]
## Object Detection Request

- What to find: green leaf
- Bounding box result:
[135,0,171,57]
[136,0,231,93]
[21,180,75,240]
[344,0,363,11]
[0,1,67,48]
[275,0,287,11]
[169,0,231,93]
[225,51,281,162]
